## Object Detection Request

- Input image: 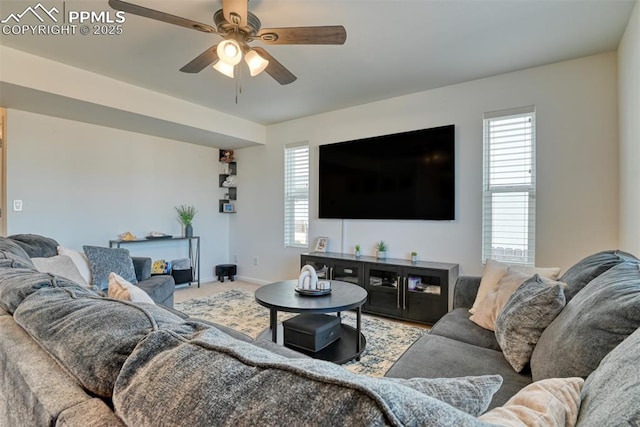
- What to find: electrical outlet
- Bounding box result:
[13,200,23,212]
[253,257,259,266]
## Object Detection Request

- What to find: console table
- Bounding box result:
[109,236,200,287]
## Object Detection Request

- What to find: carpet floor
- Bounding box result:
[175,289,429,377]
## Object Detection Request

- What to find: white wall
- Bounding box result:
[6,109,229,282]
[232,52,620,283]
[619,0,640,255]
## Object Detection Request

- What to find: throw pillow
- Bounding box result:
[8,234,59,258]
[32,255,89,288]
[478,377,584,427]
[469,269,531,331]
[108,273,155,305]
[387,375,503,416]
[494,275,566,372]
[57,246,92,285]
[83,246,137,291]
[530,261,640,381]
[470,259,561,314]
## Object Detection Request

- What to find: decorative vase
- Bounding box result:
[355,250,361,258]
[411,255,417,263]
[377,250,387,260]
[185,224,193,238]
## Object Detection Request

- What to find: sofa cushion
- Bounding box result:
[8,234,59,258]
[135,274,175,305]
[470,269,531,331]
[531,261,640,381]
[471,259,560,314]
[559,249,637,302]
[577,326,640,425]
[57,246,93,284]
[385,334,532,409]
[430,308,501,351]
[0,237,36,270]
[32,255,89,288]
[108,272,155,304]
[13,287,208,397]
[83,245,138,291]
[0,267,89,314]
[479,377,584,427]
[495,275,566,372]
[114,328,492,426]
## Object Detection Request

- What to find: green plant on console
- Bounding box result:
[355,244,361,252]
[376,241,388,252]
[175,205,197,226]
[411,251,417,257]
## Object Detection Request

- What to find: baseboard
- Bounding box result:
[236,275,271,286]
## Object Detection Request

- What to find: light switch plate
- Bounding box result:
[13,200,23,212]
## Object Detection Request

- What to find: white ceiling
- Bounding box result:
[0,0,636,125]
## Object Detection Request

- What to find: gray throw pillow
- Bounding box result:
[494,275,566,372]
[577,326,640,425]
[32,255,89,288]
[387,375,503,416]
[559,250,636,302]
[8,234,59,258]
[530,261,640,381]
[83,245,137,291]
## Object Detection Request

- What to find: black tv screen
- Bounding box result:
[319,124,455,220]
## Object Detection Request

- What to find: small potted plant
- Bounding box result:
[411,251,418,263]
[376,241,388,259]
[175,205,197,237]
[355,244,361,258]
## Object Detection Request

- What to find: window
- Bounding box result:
[482,106,536,265]
[284,143,309,248]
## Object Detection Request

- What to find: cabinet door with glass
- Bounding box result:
[401,267,449,324]
[364,264,402,318]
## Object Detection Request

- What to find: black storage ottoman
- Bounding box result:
[283,314,341,352]
[215,264,237,282]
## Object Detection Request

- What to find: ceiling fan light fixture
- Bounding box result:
[213,60,235,78]
[245,49,269,76]
[217,39,242,65]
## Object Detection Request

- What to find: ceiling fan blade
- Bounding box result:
[253,48,297,85]
[222,0,248,28]
[257,26,347,45]
[108,0,217,33]
[180,45,219,73]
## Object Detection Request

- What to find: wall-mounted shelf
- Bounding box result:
[219,156,237,213]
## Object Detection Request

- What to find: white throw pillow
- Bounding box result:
[32,255,89,288]
[57,246,93,285]
[469,269,532,331]
[478,377,584,427]
[470,259,561,314]
[108,272,155,305]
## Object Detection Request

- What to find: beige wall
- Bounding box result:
[5,110,229,282]
[618,0,640,255]
[232,52,620,283]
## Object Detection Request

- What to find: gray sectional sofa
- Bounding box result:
[1,233,639,426]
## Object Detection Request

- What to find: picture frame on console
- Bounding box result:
[314,237,328,252]
[222,203,235,213]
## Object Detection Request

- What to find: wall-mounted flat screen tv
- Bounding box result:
[319,124,455,220]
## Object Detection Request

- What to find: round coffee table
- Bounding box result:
[255,280,367,364]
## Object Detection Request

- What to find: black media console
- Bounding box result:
[301,252,459,325]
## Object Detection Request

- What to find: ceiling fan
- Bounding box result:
[108,0,347,85]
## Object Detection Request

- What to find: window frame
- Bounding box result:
[284,142,310,248]
[482,106,536,266]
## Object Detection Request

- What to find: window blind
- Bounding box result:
[284,143,309,248]
[482,107,536,265]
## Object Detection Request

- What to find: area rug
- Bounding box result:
[175,289,429,377]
